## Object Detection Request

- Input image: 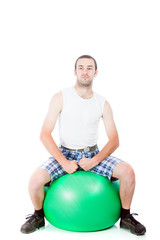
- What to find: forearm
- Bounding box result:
[40,132,68,166]
[92,137,119,165]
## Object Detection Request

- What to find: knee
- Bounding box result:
[28,169,46,193]
[28,175,41,193]
[121,163,135,185]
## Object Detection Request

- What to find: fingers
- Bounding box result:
[78,162,85,171]
[68,160,78,174]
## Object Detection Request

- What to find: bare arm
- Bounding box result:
[40,92,66,164]
[79,101,119,170]
[40,92,78,173]
[92,100,119,164]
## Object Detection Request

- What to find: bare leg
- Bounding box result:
[112,162,135,209]
[28,168,51,210]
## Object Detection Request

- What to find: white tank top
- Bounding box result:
[59,87,106,149]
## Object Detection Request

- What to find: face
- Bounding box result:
[74,58,98,87]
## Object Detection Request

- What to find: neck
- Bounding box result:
[74,83,93,99]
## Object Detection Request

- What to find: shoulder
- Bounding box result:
[94,91,105,101]
[102,100,113,118]
[94,92,106,105]
[94,92,106,114]
[49,91,63,112]
[50,91,62,103]
[51,86,72,99]
[103,100,111,109]
[50,87,73,110]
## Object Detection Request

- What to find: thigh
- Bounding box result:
[39,156,67,183]
[89,155,123,180]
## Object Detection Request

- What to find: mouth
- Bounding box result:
[82,76,89,79]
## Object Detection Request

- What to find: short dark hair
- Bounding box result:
[75,55,97,71]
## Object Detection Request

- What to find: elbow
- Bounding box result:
[111,135,119,149]
[40,126,52,143]
[115,136,120,148]
[40,128,52,142]
[116,138,120,148]
[40,131,44,142]
[40,130,48,143]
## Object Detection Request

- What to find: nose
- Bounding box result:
[83,68,88,74]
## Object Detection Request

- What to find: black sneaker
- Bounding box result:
[120,213,146,235]
[20,212,45,234]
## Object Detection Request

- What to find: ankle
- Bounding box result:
[120,208,130,219]
[34,208,44,218]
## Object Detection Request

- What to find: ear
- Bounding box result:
[74,69,77,76]
[94,70,98,77]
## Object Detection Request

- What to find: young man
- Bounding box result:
[21,55,146,235]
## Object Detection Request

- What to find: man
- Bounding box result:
[21,55,146,235]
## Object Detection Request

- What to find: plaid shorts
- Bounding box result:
[39,147,123,182]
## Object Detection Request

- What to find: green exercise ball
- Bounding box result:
[43,171,121,232]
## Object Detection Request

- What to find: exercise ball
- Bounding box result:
[43,171,121,232]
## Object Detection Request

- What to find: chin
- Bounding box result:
[78,80,93,87]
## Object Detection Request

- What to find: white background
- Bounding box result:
[0,0,160,239]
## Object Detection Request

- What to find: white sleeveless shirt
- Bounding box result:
[59,87,106,149]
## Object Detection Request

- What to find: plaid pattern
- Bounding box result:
[39,147,122,182]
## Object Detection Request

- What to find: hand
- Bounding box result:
[79,157,97,171]
[62,160,79,174]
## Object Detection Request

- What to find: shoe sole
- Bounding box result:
[21,221,45,234]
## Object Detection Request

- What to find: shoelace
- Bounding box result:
[25,214,41,226]
[130,213,138,217]
[26,214,37,219]
[128,213,140,225]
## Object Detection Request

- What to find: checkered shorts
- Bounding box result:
[39,147,123,182]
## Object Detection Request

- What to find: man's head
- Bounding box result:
[75,55,97,71]
[74,55,98,87]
